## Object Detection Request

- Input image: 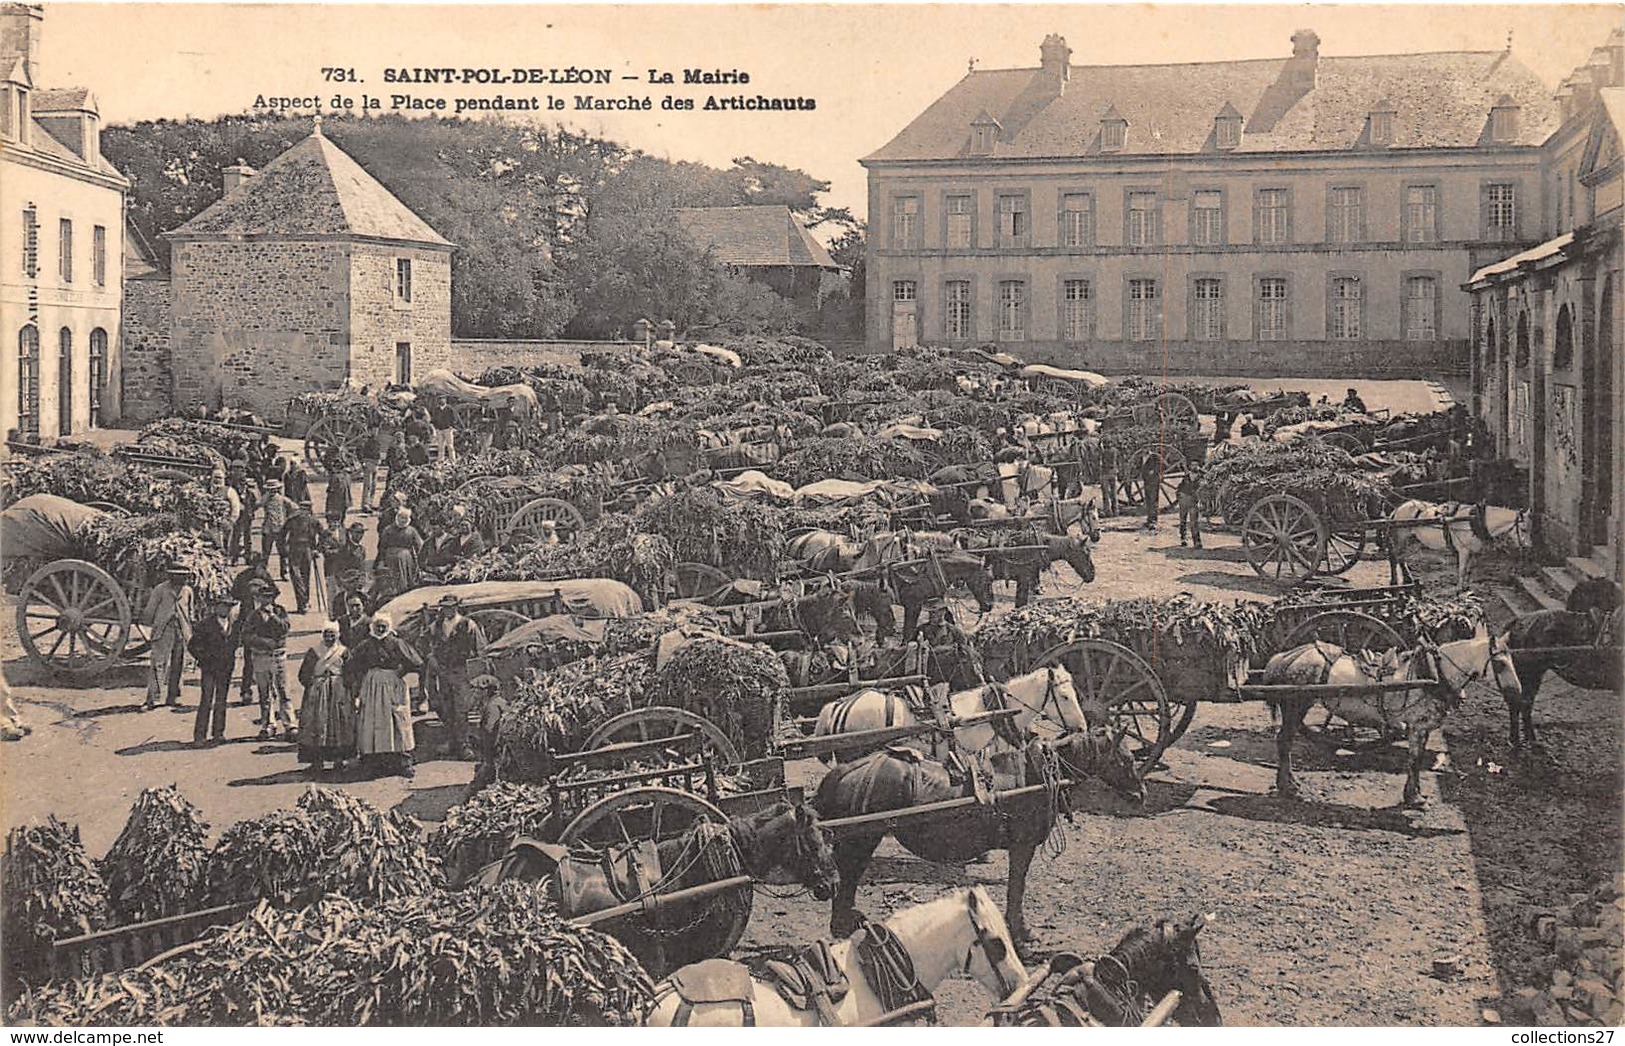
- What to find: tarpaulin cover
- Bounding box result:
[416,369,539,417]
[485,614,610,653]
[377,578,644,625]
[0,494,104,560]
[877,423,943,442]
[692,344,744,368]
[1272,415,1378,443]
[713,470,795,501]
[1018,364,1110,388]
[793,478,888,503]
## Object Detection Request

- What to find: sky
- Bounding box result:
[33,3,1625,223]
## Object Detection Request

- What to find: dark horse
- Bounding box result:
[949,522,1098,606]
[466,799,837,977]
[888,548,997,642]
[1501,577,1623,748]
[997,913,1222,1026]
[757,584,865,648]
[812,733,1143,946]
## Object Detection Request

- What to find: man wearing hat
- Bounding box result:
[188,594,239,744]
[260,478,297,581]
[467,674,505,791]
[240,579,293,740]
[323,521,369,612]
[226,459,259,565]
[282,494,326,614]
[424,593,487,761]
[142,567,196,710]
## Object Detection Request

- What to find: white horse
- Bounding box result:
[812,664,1087,762]
[1265,629,1522,806]
[1388,499,1530,591]
[644,885,1027,1026]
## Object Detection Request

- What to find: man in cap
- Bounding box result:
[143,566,196,710]
[323,456,353,529]
[241,579,293,740]
[226,459,259,565]
[424,593,487,761]
[323,521,369,612]
[260,478,297,580]
[188,594,239,744]
[467,674,506,792]
[282,494,326,614]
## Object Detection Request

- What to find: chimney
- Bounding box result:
[0,4,43,82]
[1040,33,1071,83]
[222,161,255,194]
[1287,29,1320,90]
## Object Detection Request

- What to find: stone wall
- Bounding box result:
[1000,338,1471,379]
[169,240,350,418]
[443,339,622,376]
[350,243,452,388]
[119,276,172,422]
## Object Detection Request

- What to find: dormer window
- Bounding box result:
[1214,102,1243,150]
[1369,101,1396,146]
[1490,96,1520,142]
[1101,106,1127,151]
[970,112,1001,157]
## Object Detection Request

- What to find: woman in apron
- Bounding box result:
[296,621,354,772]
[373,509,424,599]
[344,613,423,778]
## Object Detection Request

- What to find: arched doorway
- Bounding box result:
[89,329,107,428]
[58,328,73,436]
[16,326,40,438]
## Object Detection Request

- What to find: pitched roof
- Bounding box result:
[123,219,166,280]
[23,118,125,180]
[33,86,95,112]
[673,206,838,269]
[865,48,1560,162]
[170,130,452,246]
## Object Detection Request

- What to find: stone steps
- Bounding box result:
[1517,574,1567,612]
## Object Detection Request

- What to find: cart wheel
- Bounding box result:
[503,497,586,545]
[584,706,742,769]
[673,562,732,601]
[1321,431,1366,455]
[304,414,369,470]
[1283,610,1404,653]
[1126,445,1185,510]
[1034,638,1179,760]
[1039,379,1076,401]
[467,608,530,643]
[670,360,714,386]
[1242,494,1327,583]
[1154,392,1201,434]
[16,560,132,681]
[1321,520,1369,575]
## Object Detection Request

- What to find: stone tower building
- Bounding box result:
[162,121,453,417]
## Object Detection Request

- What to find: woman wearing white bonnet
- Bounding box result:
[296,620,354,773]
[373,507,424,599]
[343,611,423,778]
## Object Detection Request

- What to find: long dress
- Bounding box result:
[345,635,422,757]
[374,524,423,598]
[297,643,354,765]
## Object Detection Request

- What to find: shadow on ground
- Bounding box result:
[1175,570,1283,597]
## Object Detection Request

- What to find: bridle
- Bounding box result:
[997,666,1077,735]
[964,894,1019,1000]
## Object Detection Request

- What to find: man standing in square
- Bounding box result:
[241,580,293,740]
[143,567,195,710]
[188,595,238,744]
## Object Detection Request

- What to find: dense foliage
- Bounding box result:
[100,786,212,925]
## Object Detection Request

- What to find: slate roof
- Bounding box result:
[673,206,838,269]
[170,130,452,246]
[32,86,94,111]
[866,48,1560,162]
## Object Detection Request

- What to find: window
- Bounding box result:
[1403,276,1437,341]
[57,328,72,436]
[1059,193,1093,248]
[21,206,38,278]
[0,85,12,140]
[17,325,39,438]
[1126,192,1158,247]
[1215,117,1240,150]
[944,280,972,340]
[1061,279,1092,341]
[1370,109,1395,145]
[1191,278,1224,341]
[971,124,995,155]
[88,329,106,427]
[1491,105,1519,142]
[996,194,1027,248]
[1484,183,1517,242]
[891,196,920,249]
[1191,191,1224,247]
[1102,118,1126,151]
[1328,187,1363,243]
[998,280,1027,340]
[1127,278,1160,342]
[946,194,974,249]
[395,342,413,385]
[1256,277,1288,340]
[893,280,917,303]
[396,258,413,302]
[1329,277,1362,340]
[1255,188,1289,245]
[92,226,106,286]
[58,219,72,283]
[1404,185,1438,243]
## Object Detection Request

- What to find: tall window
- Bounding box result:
[1484,183,1517,242]
[1127,278,1160,342]
[1126,192,1158,247]
[1256,277,1288,340]
[57,328,72,436]
[395,342,413,385]
[58,219,72,282]
[1215,117,1241,150]
[893,280,917,303]
[1255,189,1289,245]
[1191,191,1224,247]
[1061,279,1092,341]
[88,328,106,427]
[1059,193,1093,248]
[1403,276,1437,340]
[21,205,38,278]
[998,280,1026,340]
[1328,187,1363,244]
[17,325,39,437]
[1370,110,1395,145]
[92,225,106,286]
[1102,118,1126,151]
[892,196,920,249]
[946,194,973,249]
[396,258,413,302]
[1404,185,1438,243]
[1329,277,1362,340]
[944,280,972,340]
[996,194,1027,248]
[1191,278,1224,341]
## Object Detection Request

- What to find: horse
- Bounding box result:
[887,548,997,642]
[1388,499,1531,590]
[813,733,1143,944]
[993,913,1222,1026]
[644,886,1027,1026]
[1264,631,1523,806]
[812,664,1088,762]
[464,799,838,977]
[760,584,865,649]
[952,522,1097,606]
[1500,577,1623,748]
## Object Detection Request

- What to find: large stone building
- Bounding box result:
[862,30,1559,377]
[140,121,453,419]
[1466,34,1623,588]
[0,2,125,439]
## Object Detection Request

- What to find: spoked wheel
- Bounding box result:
[467,608,530,644]
[1321,431,1366,455]
[1321,519,1369,575]
[304,414,370,471]
[1125,445,1185,511]
[503,497,586,545]
[1034,638,1182,760]
[669,359,714,386]
[16,560,132,681]
[1282,610,1404,653]
[584,706,742,769]
[1154,392,1201,435]
[1039,379,1077,401]
[673,562,731,602]
[1242,494,1327,583]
